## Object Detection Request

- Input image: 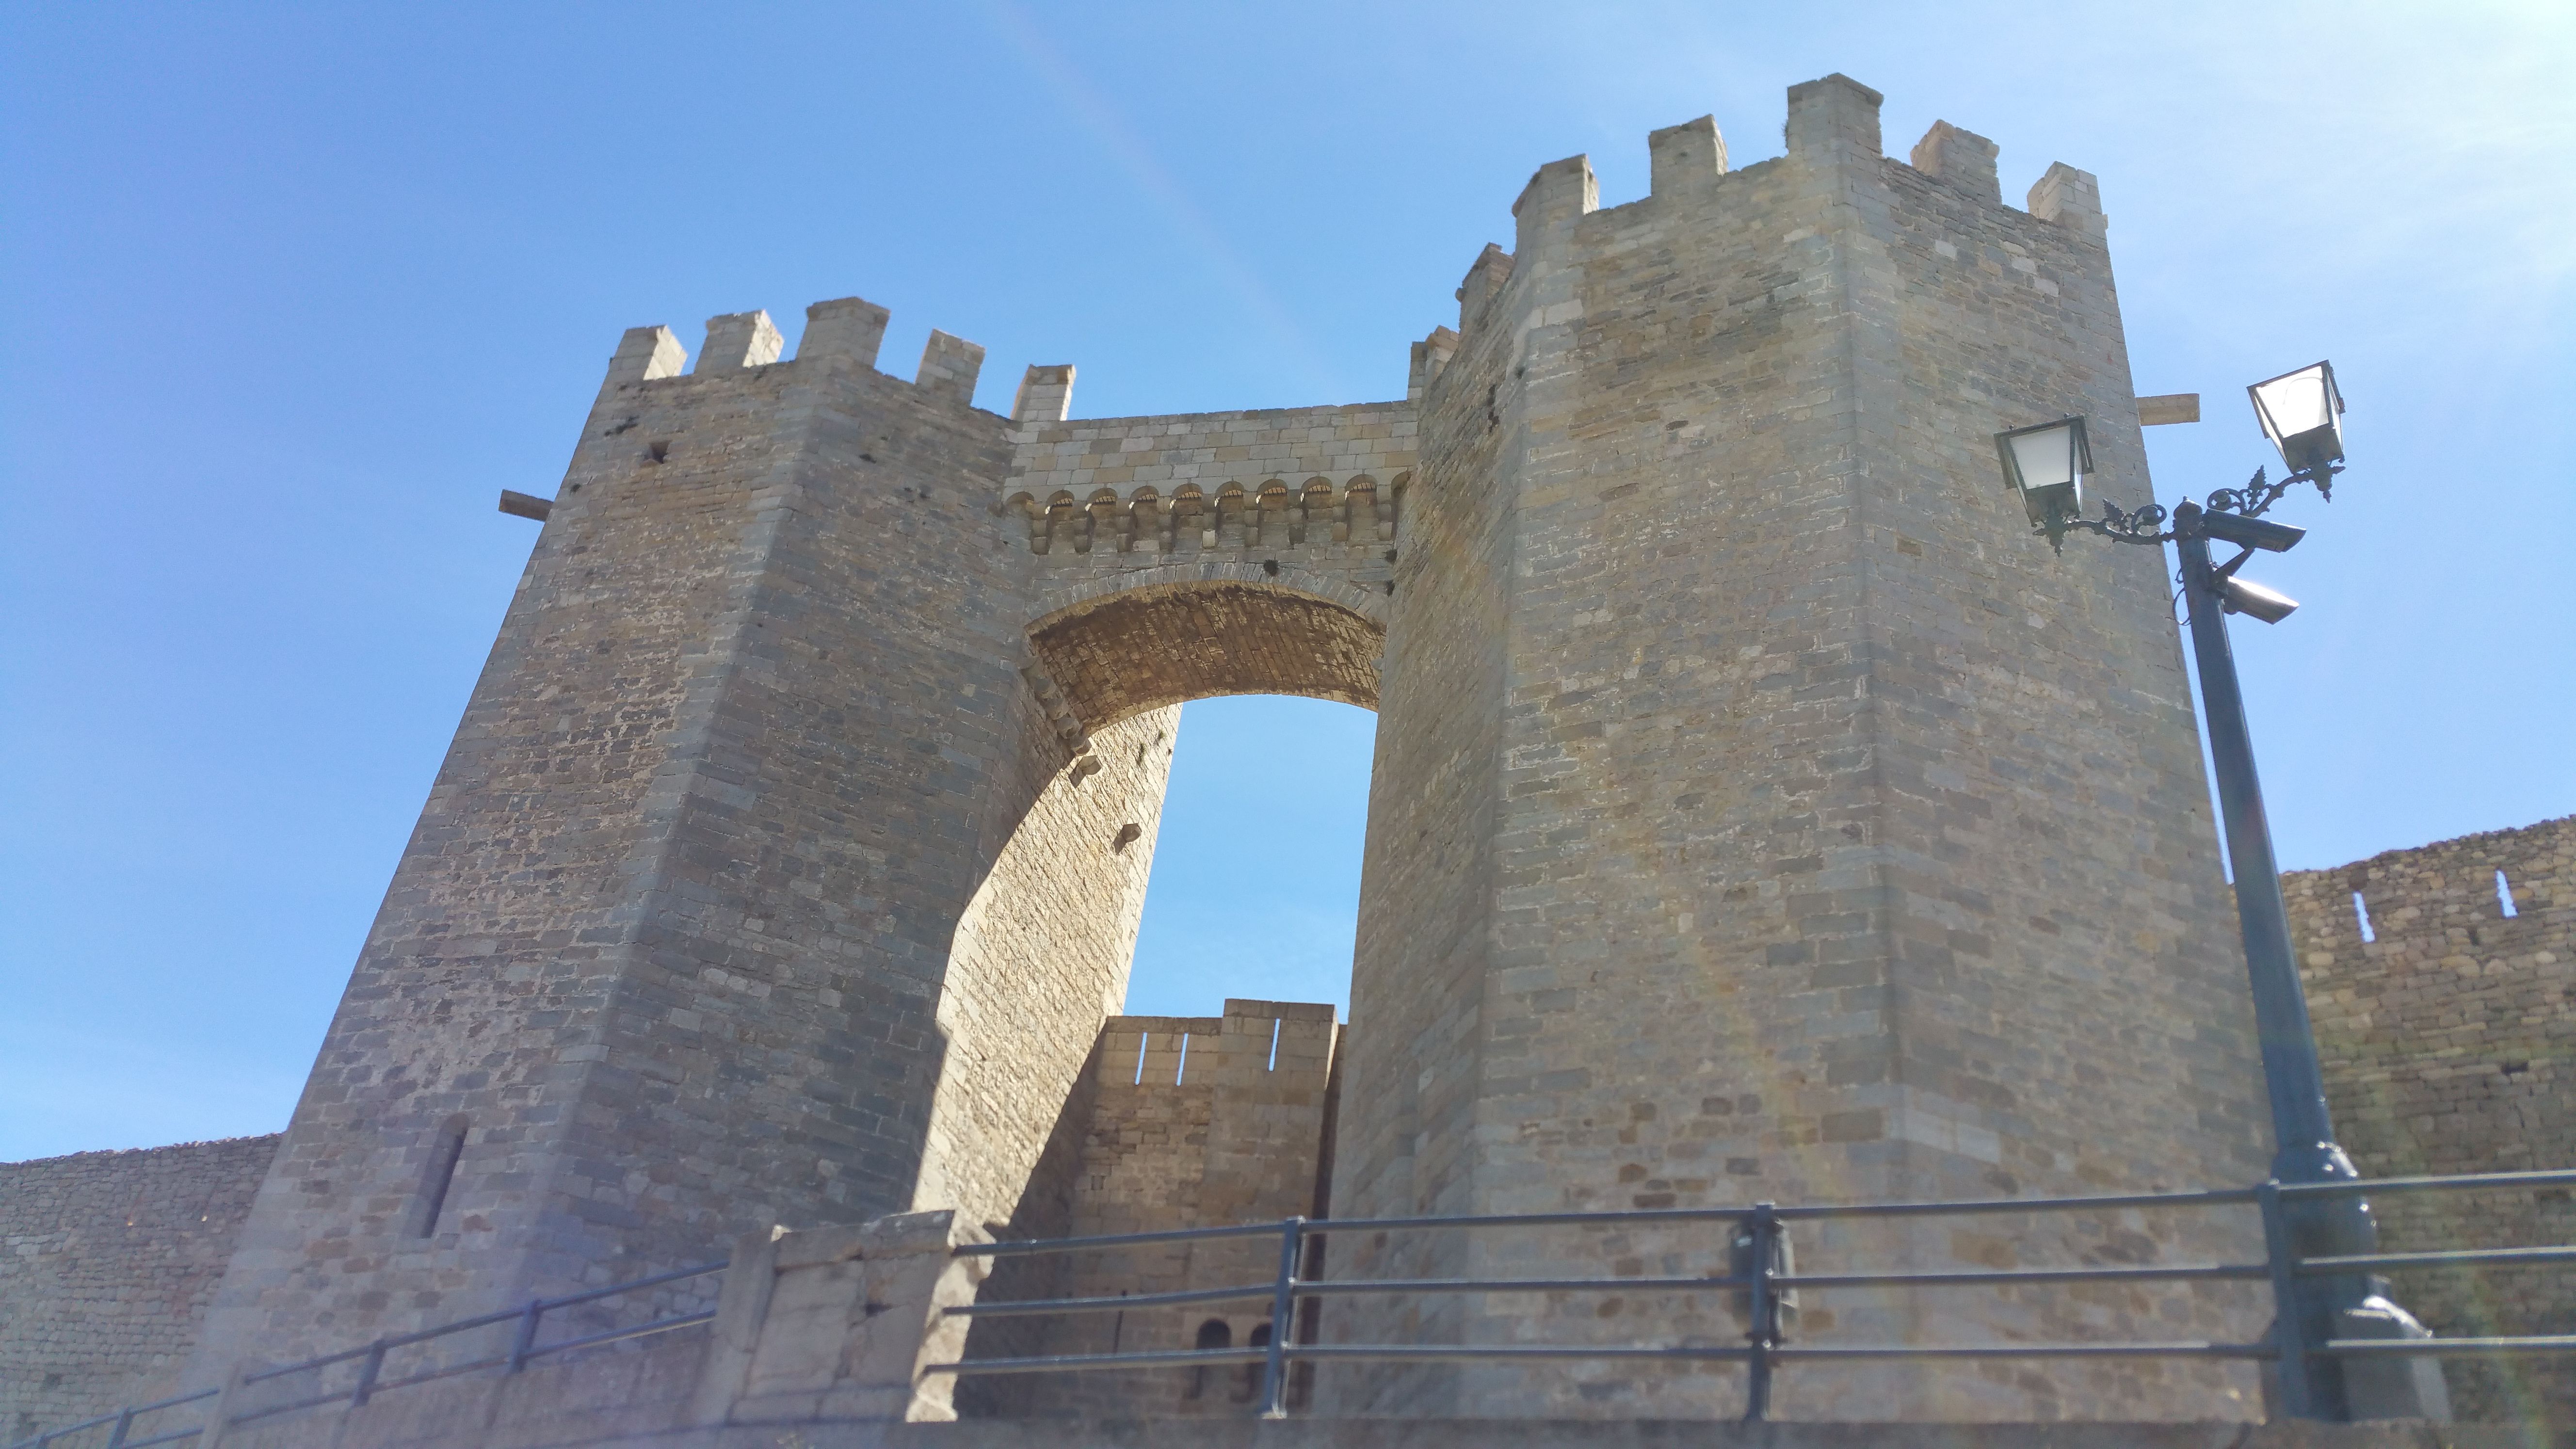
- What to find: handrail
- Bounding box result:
[2273,1167,2576,1198]
[18,1165,2573,1445]
[935,1165,2576,1424]
[9,1260,727,1449]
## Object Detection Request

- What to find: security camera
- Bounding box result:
[2217,575,2299,624]
[2199,512,2306,553]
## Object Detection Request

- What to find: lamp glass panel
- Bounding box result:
[2008,425,2078,490]
[2253,366,2333,441]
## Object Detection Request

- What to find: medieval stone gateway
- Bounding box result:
[5,74,2567,1442]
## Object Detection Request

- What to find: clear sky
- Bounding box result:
[2,1,2568,1163]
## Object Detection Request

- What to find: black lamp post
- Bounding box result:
[1996,362,2447,1422]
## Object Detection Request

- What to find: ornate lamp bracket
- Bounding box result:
[2058,462,2340,547]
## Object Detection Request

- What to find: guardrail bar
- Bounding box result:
[521,1310,718,1361]
[926,1347,1266,1376]
[956,1221,1284,1256]
[948,1283,1276,1318]
[2318,1335,2576,1359]
[2275,1168,2576,1199]
[533,1261,726,1312]
[2298,1245,2576,1274]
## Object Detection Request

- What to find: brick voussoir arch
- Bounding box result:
[1024,562,1388,738]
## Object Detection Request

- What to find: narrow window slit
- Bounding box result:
[2497,869,2519,918]
[1175,1032,1191,1084]
[2352,891,2376,944]
[1268,1016,1282,1072]
[1134,1032,1148,1085]
[406,1115,469,1239]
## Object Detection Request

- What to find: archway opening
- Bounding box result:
[1017,572,1384,1021]
[949,576,1384,1418]
[1122,694,1372,1021]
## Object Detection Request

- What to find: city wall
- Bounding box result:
[5,818,2570,1435]
[966,1000,1339,1419]
[0,1137,280,1441]
[2284,813,2575,1426]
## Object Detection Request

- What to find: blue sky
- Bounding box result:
[1,2,2568,1162]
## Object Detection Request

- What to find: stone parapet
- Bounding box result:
[966,1003,1340,1420]
[2285,814,2574,1427]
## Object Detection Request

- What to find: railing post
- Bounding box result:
[507,1298,545,1373]
[104,1409,135,1449]
[1257,1217,1303,1420]
[349,1341,387,1407]
[2257,1178,2321,1419]
[1738,1202,1782,1423]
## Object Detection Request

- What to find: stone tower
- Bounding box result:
[193,76,2267,1420]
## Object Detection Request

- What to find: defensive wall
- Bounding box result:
[0,1138,280,1443]
[978,1001,1340,1419]
[2,828,2568,1434]
[4,72,2569,1440]
[2283,814,2575,1426]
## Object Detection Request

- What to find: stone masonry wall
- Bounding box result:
[2285,815,2575,1427]
[0,1136,279,1441]
[1003,382,1403,768]
[49,67,2532,1439]
[1325,80,2264,1422]
[968,1001,1338,1419]
[187,305,1178,1382]
[1002,398,1414,569]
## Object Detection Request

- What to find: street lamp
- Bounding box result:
[1995,416,2093,553]
[1994,362,2448,1424]
[2249,362,2347,480]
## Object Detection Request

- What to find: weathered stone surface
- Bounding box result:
[963,1001,1339,1419]
[2286,814,2575,1428]
[0,1137,278,1440]
[182,307,1187,1385]
[24,72,2560,1442]
[125,1314,2542,1449]
[1325,74,2265,1422]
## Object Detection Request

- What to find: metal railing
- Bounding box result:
[9,1262,726,1449]
[939,1167,2576,1421]
[15,1166,2572,1446]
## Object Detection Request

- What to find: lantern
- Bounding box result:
[2248,361,2345,477]
[1993,416,2093,552]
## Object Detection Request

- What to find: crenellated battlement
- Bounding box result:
[592,295,988,406]
[1434,73,2111,369]
[1095,1000,1336,1095]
